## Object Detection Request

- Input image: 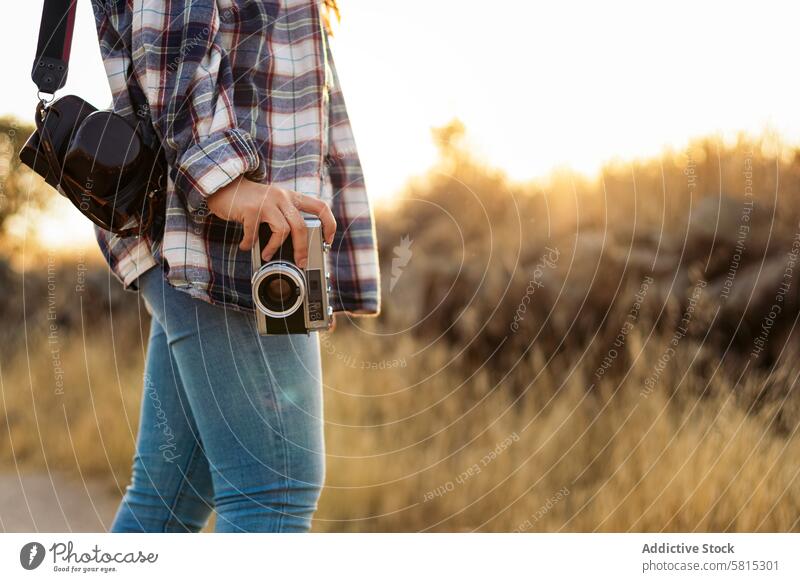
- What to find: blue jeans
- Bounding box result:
[112,267,325,532]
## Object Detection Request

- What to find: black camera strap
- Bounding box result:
[32,0,78,96]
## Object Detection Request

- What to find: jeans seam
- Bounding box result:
[248,318,291,531]
[163,440,203,532]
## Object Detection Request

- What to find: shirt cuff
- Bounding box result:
[174,128,266,214]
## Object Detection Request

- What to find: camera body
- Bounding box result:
[251,217,333,335]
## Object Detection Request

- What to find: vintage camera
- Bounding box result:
[251,217,333,335]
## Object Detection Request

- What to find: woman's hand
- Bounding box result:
[207,177,336,268]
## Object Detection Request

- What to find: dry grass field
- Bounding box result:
[1,119,799,531]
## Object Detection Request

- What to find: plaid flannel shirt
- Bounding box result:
[91,0,380,315]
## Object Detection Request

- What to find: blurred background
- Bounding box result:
[1,0,800,532]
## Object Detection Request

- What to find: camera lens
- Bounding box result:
[252,262,306,317]
[261,274,299,310]
[266,276,293,302]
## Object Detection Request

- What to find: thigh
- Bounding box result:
[112,316,214,532]
[139,267,326,532]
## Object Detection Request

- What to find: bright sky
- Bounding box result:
[3,0,800,247]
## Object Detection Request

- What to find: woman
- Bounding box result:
[91,0,380,532]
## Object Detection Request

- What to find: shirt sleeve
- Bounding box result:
[128,0,266,213]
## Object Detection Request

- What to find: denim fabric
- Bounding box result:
[112,267,325,533]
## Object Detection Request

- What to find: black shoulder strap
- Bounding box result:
[32,0,78,95]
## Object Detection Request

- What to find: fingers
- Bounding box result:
[280,201,310,268]
[240,186,337,264]
[291,192,337,244]
[260,211,290,262]
[239,212,258,252]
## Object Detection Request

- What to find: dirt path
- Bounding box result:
[0,472,120,532]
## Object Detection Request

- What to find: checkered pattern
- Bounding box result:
[92,0,380,315]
